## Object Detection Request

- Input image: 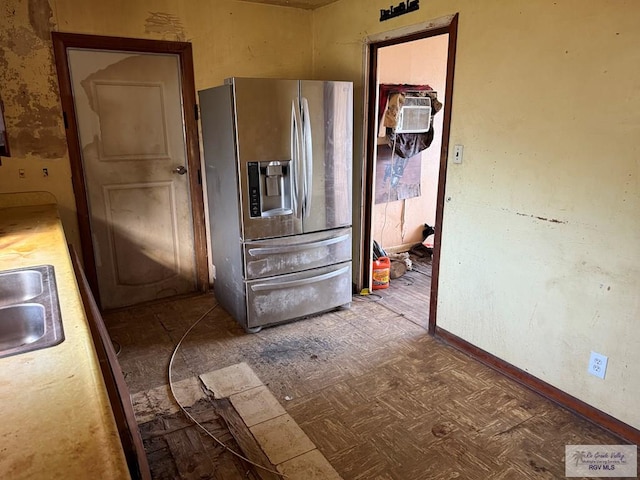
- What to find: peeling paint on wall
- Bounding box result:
[144,12,186,41]
[28,0,54,41]
[0,0,66,159]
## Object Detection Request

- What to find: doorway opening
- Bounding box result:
[362,15,458,334]
[52,33,208,309]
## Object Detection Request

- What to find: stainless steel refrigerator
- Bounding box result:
[199,78,353,332]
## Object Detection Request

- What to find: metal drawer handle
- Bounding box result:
[248,234,349,256]
[250,265,349,292]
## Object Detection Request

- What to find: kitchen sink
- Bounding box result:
[0,304,46,350]
[0,270,44,303]
[0,265,64,359]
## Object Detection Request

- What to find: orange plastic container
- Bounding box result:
[372,256,390,290]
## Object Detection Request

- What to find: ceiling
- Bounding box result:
[237,0,340,10]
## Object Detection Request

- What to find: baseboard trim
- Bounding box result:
[435,327,640,445]
[384,242,421,254]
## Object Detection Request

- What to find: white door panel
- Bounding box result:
[103,182,180,286]
[92,81,170,160]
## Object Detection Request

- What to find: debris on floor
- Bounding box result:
[388,251,412,279]
[409,223,435,258]
[389,259,406,279]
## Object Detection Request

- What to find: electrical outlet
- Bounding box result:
[588,351,608,379]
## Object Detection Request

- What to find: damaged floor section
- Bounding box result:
[132,365,340,479]
[134,389,250,479]
[105,273,624,479]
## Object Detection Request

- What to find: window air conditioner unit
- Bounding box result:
[395,96,432,133]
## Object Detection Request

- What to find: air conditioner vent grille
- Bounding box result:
[396,96,432,134]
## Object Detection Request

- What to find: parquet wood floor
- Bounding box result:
[104,259,631,479]
[372,254,433,329]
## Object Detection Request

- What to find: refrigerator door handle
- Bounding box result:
[301,97,313,218]
[290,102,297,215]
[291,99,304,218]
[247,233,350,256]
[250,265,350,291]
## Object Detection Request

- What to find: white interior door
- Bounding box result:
[68,49,197,309]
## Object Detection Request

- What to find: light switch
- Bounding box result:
[453,145,464,164]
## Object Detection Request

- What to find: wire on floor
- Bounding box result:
[167,303,287,478]
[353,291,383,302]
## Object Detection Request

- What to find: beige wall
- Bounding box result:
[52,0,313,88]
[314,0,640,429]
[0,0,313,254]
[373,35,448,249]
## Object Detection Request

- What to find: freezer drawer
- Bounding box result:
[246,261,351,329]
[243,227,351,279]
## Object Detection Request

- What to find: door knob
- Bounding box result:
[173,165,187,175]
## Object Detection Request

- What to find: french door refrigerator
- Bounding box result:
[199,77,353,332]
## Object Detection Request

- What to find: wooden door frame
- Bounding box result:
[52,32,208,307]
[361,14,458,335]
